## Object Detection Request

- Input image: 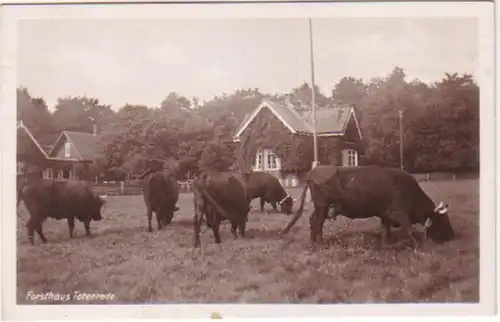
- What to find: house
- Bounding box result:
[232,99,364,187]
[17,120,101,181]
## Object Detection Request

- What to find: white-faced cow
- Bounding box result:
[280,165,455,249]
[244,171,294,214]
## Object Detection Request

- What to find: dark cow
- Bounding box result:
[280,165,455,249]
[193,171,251,248]
[140,168,180,232]
[17,179,105,245]
[245,171,294,214]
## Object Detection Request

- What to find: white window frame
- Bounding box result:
[253,150,264,171]
[254,149,281,171]
[342,149,358,167]
[264,149,279,171]
[64,142,71,157]
[43,168,53,179]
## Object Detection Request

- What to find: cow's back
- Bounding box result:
[246,172,285,200]
[21,180,56,217]
[203,171,249,214]
[333,166,434,219]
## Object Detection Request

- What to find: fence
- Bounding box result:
[92,180,194,197]
[92,171,478,197]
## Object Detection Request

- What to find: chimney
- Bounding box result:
[93,124,98,136]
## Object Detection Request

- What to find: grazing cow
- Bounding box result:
[17,179,105,245]
[140,168,180,232]
[193,171,251,248]
[244,171,294,214]
[280,165,455,249]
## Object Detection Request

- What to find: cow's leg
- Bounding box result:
[156,211,163,230]
[230,221,238,239]
[309,206,328,245]
[35,221,48,244]
[193,212,203,248]
[67,216,75,239]
[26,217,36,245]
[146,207,153,233]
[212,217,222,244]
[380,218,392,247]
[270,201,278,212]
[390,212,419,249]
[238,217,246,238]
[83,218,91,236]
[260,198,265,212]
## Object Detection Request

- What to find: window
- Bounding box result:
[254,149,281,171]
[342,149,358,167]
[265,149,279,170]
[254,150,263,171]
[64,142,71,157]
[43,168,53,179]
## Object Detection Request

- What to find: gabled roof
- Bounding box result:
[302,105,364,139]
[233,99,363,141]
[48,131,101,161]
[17,120,50,159]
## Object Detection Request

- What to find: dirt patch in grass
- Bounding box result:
[16,179,479,304]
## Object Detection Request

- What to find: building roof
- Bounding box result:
[48,131,101,161]
[17,120,50,159]
[233,99,363,140]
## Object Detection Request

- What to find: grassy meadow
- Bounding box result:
[16,179,479,304]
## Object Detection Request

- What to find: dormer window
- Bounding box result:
[64,142,71,157]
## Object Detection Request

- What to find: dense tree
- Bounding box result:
[17,67,480,178]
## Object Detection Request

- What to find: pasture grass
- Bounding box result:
[16,179,479,304]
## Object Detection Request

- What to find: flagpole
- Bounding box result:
[399,109,404,170]
[309,18,318,169]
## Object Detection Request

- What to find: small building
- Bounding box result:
[232,99,364,187]
[17,120,100,181]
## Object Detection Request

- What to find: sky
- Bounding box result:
[17,18,478,111]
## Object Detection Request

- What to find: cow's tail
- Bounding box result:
[138,168,157,180]
[280,180,310,237]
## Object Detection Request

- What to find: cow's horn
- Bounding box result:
[434,201,445,212]
[438,205,448,215]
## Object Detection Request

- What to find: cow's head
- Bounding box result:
[278,195,294,214]
[424,201,455,242]
[90,195,106,221]
[157,201,177,226]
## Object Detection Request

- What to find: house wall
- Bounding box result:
[237,106,363,186]
[42,160,80,180]
[53,137,79,160]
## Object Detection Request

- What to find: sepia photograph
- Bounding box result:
[1,0,495,319]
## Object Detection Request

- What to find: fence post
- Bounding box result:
[452,173,456,181]
[426,173,430,181]
[120,181,124,195]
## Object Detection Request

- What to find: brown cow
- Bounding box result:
[17,179,105,245]
[139,168,180,232]
[280,165,455,249]
[193,171,251,248]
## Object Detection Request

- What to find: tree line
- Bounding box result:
[17,67,479,180]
